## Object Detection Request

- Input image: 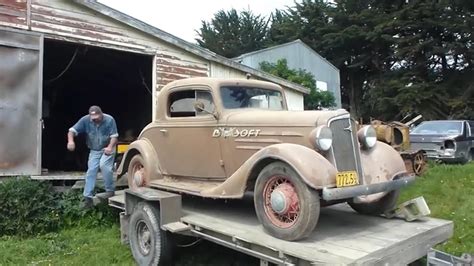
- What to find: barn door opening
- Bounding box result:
[39,39,153,179]
[0,28,43,176]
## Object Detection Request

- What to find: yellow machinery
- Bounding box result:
[370,120,427,176]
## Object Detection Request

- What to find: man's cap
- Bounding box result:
[88,105,103,119]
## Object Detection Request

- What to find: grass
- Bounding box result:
[398,162,474,256]
[0,225,134,265]
[0,163,472,265]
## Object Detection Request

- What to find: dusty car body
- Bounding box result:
[410,120,474,163]
[118,77,415,241]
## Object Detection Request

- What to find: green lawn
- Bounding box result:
[0,226,134,265]
[398,162,474,255]
[0,163,472,265]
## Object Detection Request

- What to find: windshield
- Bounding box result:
[220,86,285,110]
[411,121,463,135]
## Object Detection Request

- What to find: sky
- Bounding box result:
[98,0,297,43]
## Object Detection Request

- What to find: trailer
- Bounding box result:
[106,188,453,265]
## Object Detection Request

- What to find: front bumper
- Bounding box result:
[426,152,464,162]
[321,173,415,201]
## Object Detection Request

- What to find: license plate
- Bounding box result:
[336,171,359,187]
[117,144,129,154]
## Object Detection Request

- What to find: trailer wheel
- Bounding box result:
[129,202,173,266]
[128,154,147,189]
[254,162,320,241]
[348,189,400,215]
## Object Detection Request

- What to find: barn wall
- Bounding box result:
[0,0,305,113]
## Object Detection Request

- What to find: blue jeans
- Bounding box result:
[83,150,115,198]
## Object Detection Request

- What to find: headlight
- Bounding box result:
[312,126,333,151]
[444,140,455,150]
[358,126,377,149]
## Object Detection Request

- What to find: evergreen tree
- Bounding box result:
[196,9,269,58]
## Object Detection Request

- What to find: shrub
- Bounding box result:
[0,178,119,237]
[0,177,61,237]
[58,190,118,228]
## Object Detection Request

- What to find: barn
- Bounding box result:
[0,0,309,177]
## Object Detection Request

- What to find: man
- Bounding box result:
[67,105,118,208]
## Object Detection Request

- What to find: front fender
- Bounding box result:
[355,141,408,203]
[117,138,162,181]
[201,143,337,198]
[360,141,407,183]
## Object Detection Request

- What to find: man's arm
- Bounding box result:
[67,117,85,151]
[104,117,119,155]
[67,131,76,151]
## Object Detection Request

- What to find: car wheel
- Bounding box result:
[129,202,173,266]
[348,189,400,215]
[254,162,320,241]
[128,154,148,190]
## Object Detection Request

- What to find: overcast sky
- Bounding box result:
[99,0,297,43]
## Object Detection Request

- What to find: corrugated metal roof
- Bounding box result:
[73,0,309,94]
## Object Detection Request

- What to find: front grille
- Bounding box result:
[329,117,363,178]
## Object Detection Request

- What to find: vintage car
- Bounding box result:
[410,120,474,163]
[117,77,415,241]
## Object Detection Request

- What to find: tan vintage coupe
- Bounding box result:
[117,77,415,241]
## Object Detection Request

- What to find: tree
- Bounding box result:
[259,59,336,109]
[196,9,269,58]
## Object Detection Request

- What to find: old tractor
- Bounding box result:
[370,120,427,176]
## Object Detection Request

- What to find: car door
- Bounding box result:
[153,87,226,179]
[468,121,474,148]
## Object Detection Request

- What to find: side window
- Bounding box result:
[469,121,474,137]
[168,90,214,118]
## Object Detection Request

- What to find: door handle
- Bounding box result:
[160,129,168,134]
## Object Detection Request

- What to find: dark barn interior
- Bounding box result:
[41,39,153,172]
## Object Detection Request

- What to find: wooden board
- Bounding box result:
[179,196,453,265]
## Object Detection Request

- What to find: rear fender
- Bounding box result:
[201,143,337,198]
[117,139,162,181]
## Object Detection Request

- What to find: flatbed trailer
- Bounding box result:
[107,188,453,265]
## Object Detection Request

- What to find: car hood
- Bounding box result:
[223,109,349,127]
[410,134,461,143]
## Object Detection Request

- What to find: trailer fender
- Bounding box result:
[201,143,337,198]
[117,138,162,181]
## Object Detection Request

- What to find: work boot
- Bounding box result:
[81,197,94,209]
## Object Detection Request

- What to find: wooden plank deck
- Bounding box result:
[179,196,453,265]
[109,192,453,265]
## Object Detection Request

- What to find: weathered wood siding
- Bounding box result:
[155,50,209,90]
[0,0,27,28]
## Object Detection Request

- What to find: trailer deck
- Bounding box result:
[109,191,453,265]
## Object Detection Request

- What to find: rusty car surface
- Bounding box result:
[117,77,415,241]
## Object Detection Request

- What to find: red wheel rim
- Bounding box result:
[262,175,300,228]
